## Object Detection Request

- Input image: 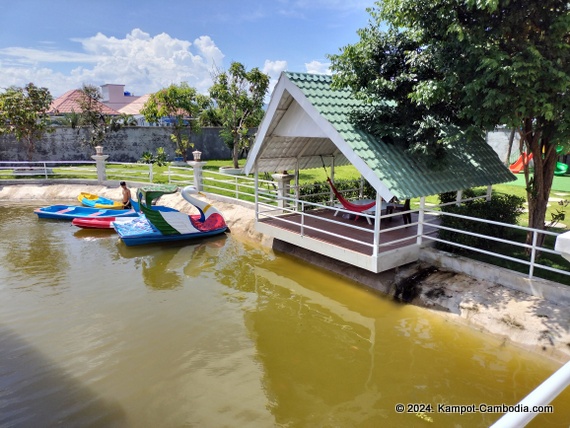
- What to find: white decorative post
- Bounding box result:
[272,172,293,212]
[187,151,206,191]
[91,146,109,184]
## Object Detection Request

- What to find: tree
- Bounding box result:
[118,113,138,127]
[198,102,224,127]
[140,83,208,162]
[329,0,570,247]
[0,83,53,161]
[209,62,269,169]
[73,84,121,150]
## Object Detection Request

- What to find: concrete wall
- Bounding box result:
[420,247,570,306]
[487,127,513,164]
[1,125,530,167]
[0,126,233,162]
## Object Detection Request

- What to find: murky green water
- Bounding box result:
[0,203,568,427]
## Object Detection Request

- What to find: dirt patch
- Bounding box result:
[395,263,570,362]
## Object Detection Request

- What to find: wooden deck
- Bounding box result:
[257,208,440,273]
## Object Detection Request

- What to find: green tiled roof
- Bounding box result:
[286,72,516,199]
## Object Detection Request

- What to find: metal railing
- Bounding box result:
[202,169,277,202]
[490,360,570,427]
[420,206,570,281]
[0,160,98,180]
[255,191,423,253]
[2,160,568,283]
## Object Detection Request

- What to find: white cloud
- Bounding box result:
[0,61,79,93]
[305,60,331,75]
[262,60,288,97]
[0,47,103,64]
[0,29,225,97]
[263,60,287,79]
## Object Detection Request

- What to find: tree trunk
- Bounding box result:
[25,136,34,162]
[523,124,556,250]
[505,128,515,166]
[232,138,239,169]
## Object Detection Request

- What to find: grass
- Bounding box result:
[20,160,570,231]
[11,160,570,228]
[6,159,569,283]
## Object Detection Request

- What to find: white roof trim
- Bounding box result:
[273,101,327,138]
[245,72,395,201]
[245,73,288,174]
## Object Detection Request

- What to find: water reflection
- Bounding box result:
[246,267,384,426]
[116,236,228,289]
[0,205,69,287]
[0,324,126,427]
[236,263,569,428]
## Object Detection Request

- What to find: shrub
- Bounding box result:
[436,191,525,253]
[138,147,168,166]
[138,151,154,164]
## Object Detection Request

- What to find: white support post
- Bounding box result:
[372,191,381,258]
[254,163,259,222]
[486,185,493,201]
[416,196,426,246]
[272,172,293,213]
[91,146,108,184]
[187,160,206,191]
[330,157,336,206]
[295,160,300,212]
[456,190,463,206]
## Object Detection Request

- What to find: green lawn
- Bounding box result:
[508,171,570,193]
[5,159,569,283]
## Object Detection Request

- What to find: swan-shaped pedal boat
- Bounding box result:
[112,185,228,246]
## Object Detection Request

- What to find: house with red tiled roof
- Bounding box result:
[101,84,142,111]
[117,93,152,126]
[49,89,120,115]
[118,93,150,116]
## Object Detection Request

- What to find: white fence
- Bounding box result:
[1,160,568,283]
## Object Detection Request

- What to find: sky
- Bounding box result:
[0,0,377,100]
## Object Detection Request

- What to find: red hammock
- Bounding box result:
[326,177,376,213]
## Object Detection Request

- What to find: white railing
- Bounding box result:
[165,165,194,186]
[105,162,154,182]
[421,207,570,280]
[0,160,98,180]
[201,169,278,203]
[490,360,570,427]
[0,160,155,183]
[1,160,568,282]
[255,191,419,252]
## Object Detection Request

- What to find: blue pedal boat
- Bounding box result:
[34,205,138,220]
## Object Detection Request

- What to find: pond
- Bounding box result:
[0,203,568,427]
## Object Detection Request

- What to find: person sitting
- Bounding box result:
[120,181,132,209]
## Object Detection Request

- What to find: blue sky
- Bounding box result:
[0,0,376,98]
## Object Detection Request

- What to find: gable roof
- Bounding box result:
[118,93,151,115]
[49,89,120,115]
[245,71,516,201]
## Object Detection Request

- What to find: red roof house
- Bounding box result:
[49,89,120,115]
